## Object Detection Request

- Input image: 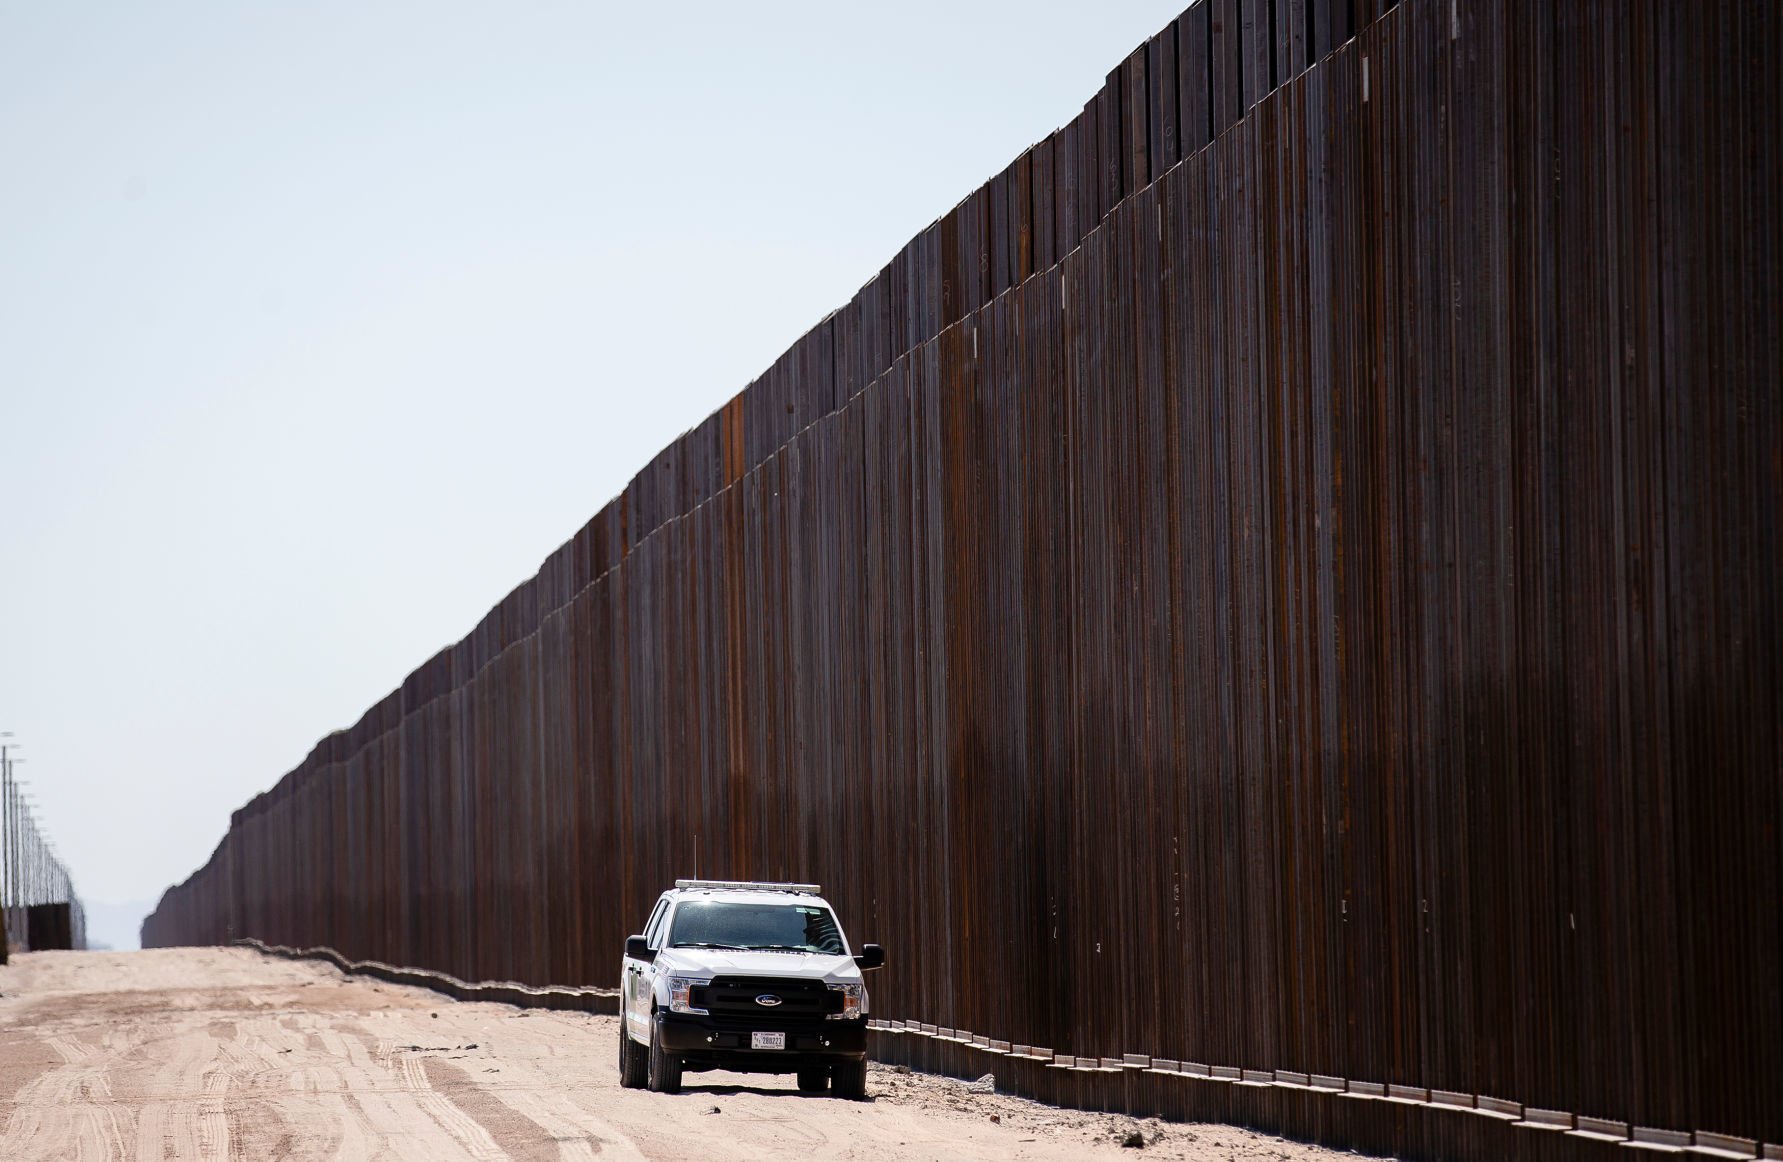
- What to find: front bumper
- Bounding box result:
[655,1012,868,1073]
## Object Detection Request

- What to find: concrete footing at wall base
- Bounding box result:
[865,1029,1733,1162]
[232,938,619,1015]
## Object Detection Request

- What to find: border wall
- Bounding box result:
[145,1,1781,1157]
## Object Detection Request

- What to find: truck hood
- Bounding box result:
[653,947,861,984]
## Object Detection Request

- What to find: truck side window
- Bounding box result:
[643,899,670,950]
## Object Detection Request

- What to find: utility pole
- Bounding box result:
[1,734,13,958]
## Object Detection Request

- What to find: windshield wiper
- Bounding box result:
[673,941,751,950]
[748,944,818,953]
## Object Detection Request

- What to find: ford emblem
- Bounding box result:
[754,994,783,1007]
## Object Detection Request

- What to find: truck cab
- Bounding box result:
[617,879,886,1098]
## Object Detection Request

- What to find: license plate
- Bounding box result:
[751,1032,786,1050]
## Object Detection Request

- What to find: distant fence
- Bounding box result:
[145,1,1780,1158]
[1,745,86,955]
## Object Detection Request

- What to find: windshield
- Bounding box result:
[668,901,845,954]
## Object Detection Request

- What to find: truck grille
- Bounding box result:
[693,976,842,1020]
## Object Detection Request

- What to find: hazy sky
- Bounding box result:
[2,0,1189,934]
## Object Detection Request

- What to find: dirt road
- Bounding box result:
[0,949,1375,1161]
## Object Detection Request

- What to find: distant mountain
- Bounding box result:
[82,899,154,951]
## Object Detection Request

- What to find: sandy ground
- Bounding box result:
[0,948,1381,1161]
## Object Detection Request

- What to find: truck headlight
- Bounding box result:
[667,977,709,1015]
[827,982,865,1020]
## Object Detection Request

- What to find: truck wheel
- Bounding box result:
[831,1058,867,1100]
[796,1068,829,1093]
[647,1018,683,1093]
[617,1025,647,1089]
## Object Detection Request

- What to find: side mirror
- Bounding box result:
[625,935,655,963]
[854,943,885,971]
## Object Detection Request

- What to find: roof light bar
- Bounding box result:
[674,878,822,895]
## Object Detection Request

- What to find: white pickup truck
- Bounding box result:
[617,879,886,1098]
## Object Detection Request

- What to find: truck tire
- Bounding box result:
[796,1068,828,1093]
[831,1058,867,1100]
[617,1025,647,1089]
[647,1018,683,1093]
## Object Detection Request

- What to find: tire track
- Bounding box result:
[2,1026,137,1161]
[367,1031,506,1160]
[314,1026,488,1162]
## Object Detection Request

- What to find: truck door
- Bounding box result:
[625,898,668,1042]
